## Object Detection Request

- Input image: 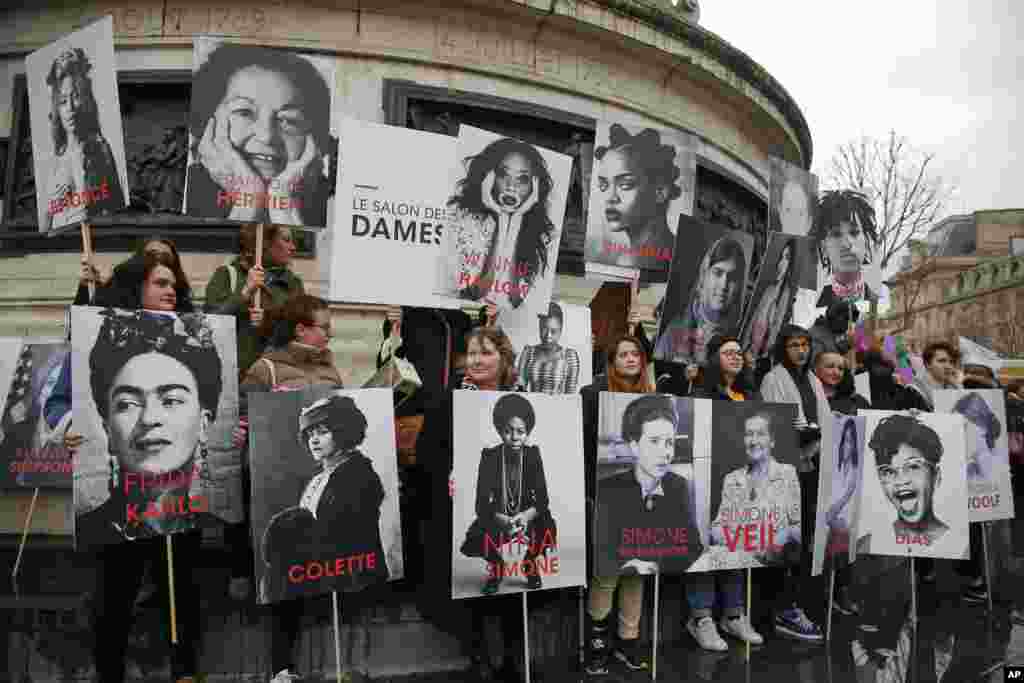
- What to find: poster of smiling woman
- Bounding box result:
[452,391,585,599]
[184,37,336,228]
[249,388,401,603]
[25,16,130,232]
[855,411,969,560]
[933,389,1014,523]
[583,121,697,283]
[71,307,242,549]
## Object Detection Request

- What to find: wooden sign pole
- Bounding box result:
[652,569,660,681]
[522,592,531,683]
[332,591,343,683]
[80,223,95,303]
[166,536,178,644]
[11,487,40,596]
[253,223,265,311]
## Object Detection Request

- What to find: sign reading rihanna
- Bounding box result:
[855,411,969,560]
[0,339,72,490]
[593,393,702,577]
[71,307,242,549]
[184,37,336,229]
[434,126,573,351]
[25,16,130,232]
[451,391,585,599]
[687,399,802,572]
[249,388,402,604]
[329,118,461,308]
[933,390,1014,523]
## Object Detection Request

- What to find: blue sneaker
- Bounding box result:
[774,607,824,643]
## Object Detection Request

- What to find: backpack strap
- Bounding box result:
[260,357,277,387]
[226,263,238,294]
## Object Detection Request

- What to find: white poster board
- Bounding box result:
[812,415,865,576]
[329,118,462,308]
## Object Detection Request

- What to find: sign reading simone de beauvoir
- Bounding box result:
[249,388,402,604]
[583,121,697,283]
[25,16,129,232]
[71,307,242,549]
[184,37,336,228]
[593,393,702,577]
[452,391,584,599]
[435,125,573,351]
[0,340,72,489]
[688,400,802,572]
[329,118,461,308]
[933,389,1015,523]
[856,411,969,560]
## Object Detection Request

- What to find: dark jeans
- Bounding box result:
[269,597,305,673]
[767,469,824,615]
[92,531,201,682]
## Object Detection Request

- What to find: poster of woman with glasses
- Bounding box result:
[855,411,969,560]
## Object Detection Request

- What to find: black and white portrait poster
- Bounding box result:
[653,216,753,365]
[688,400,801,571]
[0,340,72,489]
[70,307,242,550]
[25,16,129,232]
[593,392,701,577]
[515,301,592,394]
[814,190,882,308]
[583,121,697,283]
[739,233,816,359]
[184,37,336,229]
[329,118,461,308]
[434,125,573,351]
[934,389,1015,523]
[249,388,402,604]
[768,156,817,237]
[812,415,865,576]
[856,410,969,560]
[451,391,585,599]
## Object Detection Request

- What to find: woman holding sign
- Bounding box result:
[186,43,332,226]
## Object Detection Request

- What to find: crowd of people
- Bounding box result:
[55,222,1024,683]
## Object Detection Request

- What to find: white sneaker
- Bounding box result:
[271,670,301,683]
[720,615,764,645]
[687,616,728,652]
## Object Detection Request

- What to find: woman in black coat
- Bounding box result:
[461,393,556,594]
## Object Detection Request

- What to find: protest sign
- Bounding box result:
[768,155,817,237]
[515,301,592,394]
[452,391,584,598]
[812,415,865,576]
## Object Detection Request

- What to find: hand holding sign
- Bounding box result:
[269,134,319,226]
[199,114,263,222]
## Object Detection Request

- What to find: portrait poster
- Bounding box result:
[583,121,697,284]
[0,340,72,489]
[653,216,754,365]
[689,400,802,571]
[593,392,702,578]
[329,118,461,308]
[515,300,592,394]
[933,389,1015,523]
[249,387,402,604]
[815,241,882,309]
[768,155,817,237]
[184,37,336,229]
[739,233,816,359]
[25,16,130,232]
[451,391,585,599]
[856,410,969,560]
[812,415,865,576]
[70,307,242,550]
[434,125,573,352]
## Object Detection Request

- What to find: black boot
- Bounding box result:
[585,617,610,676]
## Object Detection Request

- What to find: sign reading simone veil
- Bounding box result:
[249,388,402,604]
[855,410,969,560]
[594,393,702,577]
[25,16,130,232]
[0,339,72,489]
[184,37,336,229]
[71,307,242,549]
[688,399,802,572]
[435,125,573,350]
[329,119,461,308]
[452,391,584,599]
[934,389,1015,523]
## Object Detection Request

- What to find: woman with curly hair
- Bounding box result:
[589,124,682,271]
[40,47,126,231]
[445,137,556,310]
[186,42,332,226]
[813,189,879,307]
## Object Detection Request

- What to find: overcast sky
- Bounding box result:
[701,0,1023,216]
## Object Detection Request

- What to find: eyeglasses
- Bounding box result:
[304,321,331,335]
[877,459,932,483]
